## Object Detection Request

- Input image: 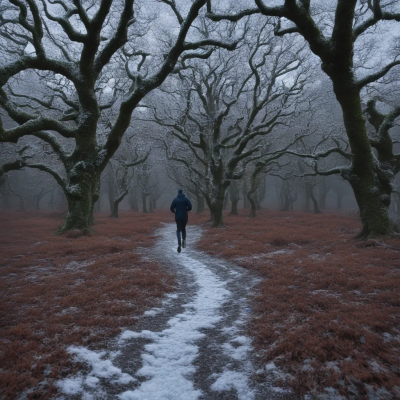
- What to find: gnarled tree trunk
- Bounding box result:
[58,172,100,234]
[334,86,397,238]
[110,188,129,218]
[205,189,225,227]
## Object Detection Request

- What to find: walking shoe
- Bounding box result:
[182,239,186,248]
[177,245,181,253]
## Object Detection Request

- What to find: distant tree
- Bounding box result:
[151,24,309,226]
[137,162,159,213]
[228,180,240,215]
[107,136,149,218]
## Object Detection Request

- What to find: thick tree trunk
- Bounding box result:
[205,195,224,227]
[110,189,129,218]
[334,86,397,238]
[110,203,119,218]
[209,202,224,227]
[57,173,100,234]
[351,181,395,238]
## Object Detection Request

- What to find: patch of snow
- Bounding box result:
[383,332,393,342]
[309,254,326,261]
[267,249,294,257]
[57,306,79,316]
[143,308,162,317]
[222,337,252,361]
[211,370,254,400]
[118,243,231,400]
[85,376,99,388]
[143,293,180,317]
[231,335,249,345]
[57,376,84,395]
[56,346,135,396]
[272,386,292,393]
[57,225,259,399]
[326,361,340,372]
[64,260,95,270]
[265,362,276,371]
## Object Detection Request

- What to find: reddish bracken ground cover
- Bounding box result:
[0,210,173,399]
[195,210,400,398]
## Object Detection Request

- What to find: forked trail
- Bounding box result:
[57,224,294,400]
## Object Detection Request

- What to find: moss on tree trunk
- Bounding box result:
[57,168,99,234]
[334,86,397,238]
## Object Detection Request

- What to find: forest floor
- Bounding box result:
[195,210,400,399]
[1,209,400,399]
[0,210,175,399]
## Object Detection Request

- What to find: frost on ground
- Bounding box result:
[56,224,283,400]
[211,370,254,399]
[117,227,233,400]
[56,347,135,397]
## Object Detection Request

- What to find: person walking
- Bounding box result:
[170,189,192,253]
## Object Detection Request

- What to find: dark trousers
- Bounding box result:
[176,219,187,245]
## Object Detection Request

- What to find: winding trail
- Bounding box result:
[57,224,296,400]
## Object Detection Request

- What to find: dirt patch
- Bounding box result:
[0,210,174,399]
[195,210,400,398]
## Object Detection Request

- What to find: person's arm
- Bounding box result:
[170,200,176,214]
[186,198,192,212]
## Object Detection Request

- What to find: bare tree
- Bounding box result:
[0,0,239,233]
[228,180,240,215]
[107,136,149,218]
[208,0,400,237]
[150,24,309,226]
[167,166,206,214]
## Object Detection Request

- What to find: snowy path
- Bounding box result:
[56,224,295,400]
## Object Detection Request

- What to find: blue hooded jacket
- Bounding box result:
[170,191,192,221]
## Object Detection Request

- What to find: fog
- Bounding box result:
[3,1,399,229]
[1,1,400,398]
